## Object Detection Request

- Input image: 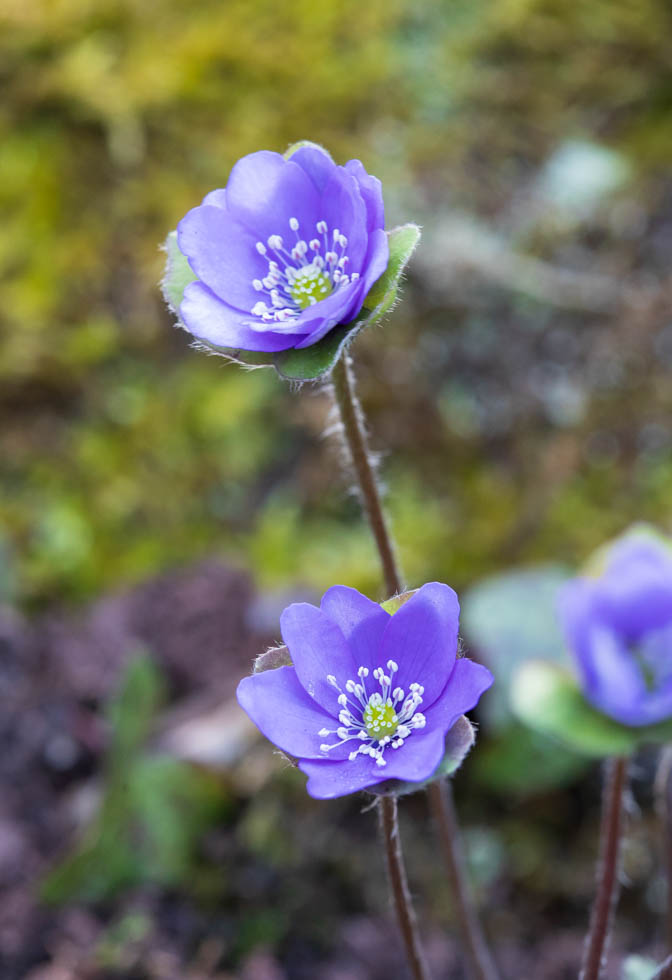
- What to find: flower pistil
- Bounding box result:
[250,217,359,331]
[318,661,427,768]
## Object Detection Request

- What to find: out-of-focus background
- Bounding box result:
[2,1,672,977]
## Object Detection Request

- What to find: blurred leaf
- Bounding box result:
[461,565,571,731]
[622,955,660,980]
[42,656,224,903]
[473,723,588,795]
[512,661,672,758]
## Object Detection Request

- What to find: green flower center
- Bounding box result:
[289,264,333,310]
[363,700,399,741]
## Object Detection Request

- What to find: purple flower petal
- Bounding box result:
[180,281,305,352]
[345,159,385,231]
[379,582,459,707]
[280,602,358,713]
[298,754,393,800]
[319,170,368,271]
[203,188,227,209]
[290,144,338,194]
[320,585,391,666]
[177,205,267,312]
[358,228,390,297]
[373,729,446,784]
[293,280,365,348]
[595,538,672,636]
[225,150,321,242]
[559,527,672,727]
[167,146,395,354]
[426,659,495,731]
[237,666,340,760]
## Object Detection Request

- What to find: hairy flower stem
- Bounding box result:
[580,757,629,980]
[655,747,672,951]
[379,796,433,980]
[330,354,403,597]
[429,779,499,980]
[329,352,498,980]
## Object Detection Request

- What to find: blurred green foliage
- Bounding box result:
[2,0,672,609]
[41,656,225,903]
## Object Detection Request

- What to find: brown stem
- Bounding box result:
[379,795,432,980]
[580,757,629,980]
[329,350,499,980]
[655,747,672,951]
[428,780,499,980]
[330,354,403,597]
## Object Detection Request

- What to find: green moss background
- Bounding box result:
[2,0,671,608]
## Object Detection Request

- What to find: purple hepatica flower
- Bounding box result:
[559,530,672,726]
[176,145,389,353]
[237,583,493,799]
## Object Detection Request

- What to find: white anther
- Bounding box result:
[332,228,340,240]
[255,242,267,255]
[316,220,327,234]
[253,279,264,291]
[289,217,299,231]
[309,239,320,251]
[325,251,338,265]
[318,728,331,737]
[327,674,338,687]
[251,301,268,316]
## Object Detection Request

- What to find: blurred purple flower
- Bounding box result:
[175,145,389,353]
[559,530,672,726]
[237,583,493,799]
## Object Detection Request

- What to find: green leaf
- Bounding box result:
[511,661,672,757]
[41,656,225,904]
[371,715,475,797]
[362,223,421,314]
[273,323,353,381]
[472,723,588,795]
[161,230,197,315]
[380,589,417,614]
[622,956,660,980]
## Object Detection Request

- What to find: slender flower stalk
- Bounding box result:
[580,757,629,980]
[429,780,499,980]
[655,747,672,951]
[329,351,499,980]
[380,796,432,980]
[331,354,402,597]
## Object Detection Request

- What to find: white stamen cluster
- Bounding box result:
[318,661,426,768]
[249,216,359,332]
